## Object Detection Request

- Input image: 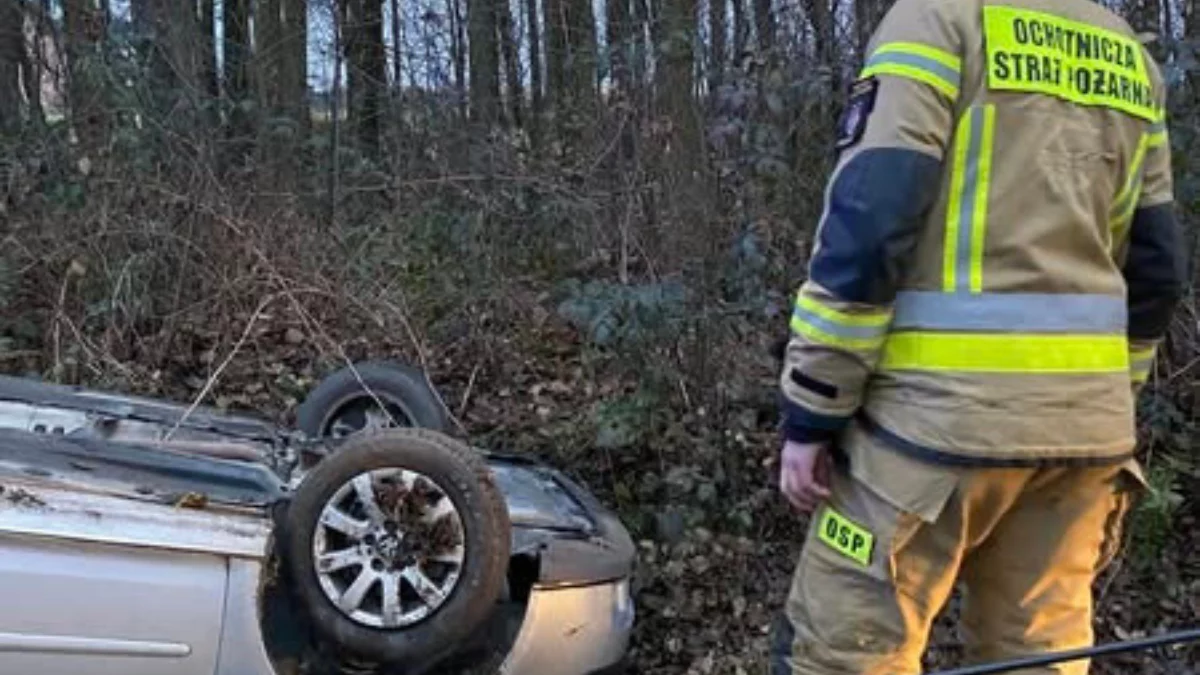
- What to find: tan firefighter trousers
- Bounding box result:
[783,423,1145,675]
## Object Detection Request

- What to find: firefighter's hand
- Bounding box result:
[779,440,832,513]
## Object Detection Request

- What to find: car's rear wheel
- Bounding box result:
[284,429,510,669]
[296,361,449,440]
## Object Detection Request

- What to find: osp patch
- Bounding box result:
[817,505,875,566]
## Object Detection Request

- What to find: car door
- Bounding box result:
[0,495,229,675]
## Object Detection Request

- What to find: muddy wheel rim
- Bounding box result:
[312,468,466,628]
[324,396,415,439]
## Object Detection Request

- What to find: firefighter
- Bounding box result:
[772,0,1186,672]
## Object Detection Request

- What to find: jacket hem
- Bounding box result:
[856,412,1136,468]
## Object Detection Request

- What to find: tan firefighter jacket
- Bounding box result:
[779,0,1186,464]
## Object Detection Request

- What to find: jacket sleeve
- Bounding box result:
[778,0,961,444]
[1121,99,1185,394]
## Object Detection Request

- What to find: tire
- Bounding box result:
[296,361,450,439]
[284,429,511,668]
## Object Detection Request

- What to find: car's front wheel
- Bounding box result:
[283,429,511,669]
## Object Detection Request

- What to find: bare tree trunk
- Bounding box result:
[1159,0,1173,41]
[468,0,500,125]
[660,0,704,246]
[605,0,637,282]
[134,0,201,128]
[345,0,386,150]
[544,0,596,143]
[660,0,700,160]
[661,0,719,392]
[363,0,386,149]
[607,0,629,93]
[194,0,218,165]
[754,0,774,52]
[256,0,284,113]
[853,0,883,61]
[563,0,597,139]
[647,0,665,93]
[1187,0,1199,75]
[257,0,308,134]
[20,9,42,127]
[329,5,343,228]
[807,0,836,93]
[708,0,726,94]
[631,0,649,91]
[64,0,109,156]
[200,0,219,102]
[732,0,747,62]
[282,0,309,132]
[223,0,253,160]
[544,0,565,111]
[390,0,403,87]
[525,0,542,140]
[255,0,288,187]
[0,0,22,132]
[449,0,467,109]
[35,0,61,104]
[498,0,523,127]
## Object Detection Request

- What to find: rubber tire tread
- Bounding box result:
[284,428,511,669]
[296,361,449,438]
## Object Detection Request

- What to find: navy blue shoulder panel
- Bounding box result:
[1124,203,1186,341]
[808,148,943,305]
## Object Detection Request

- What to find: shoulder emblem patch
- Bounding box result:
[835,77,879,152]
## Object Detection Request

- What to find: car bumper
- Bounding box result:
[499,579,634,675]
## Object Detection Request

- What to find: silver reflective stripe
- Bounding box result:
[791,306,889,340]
[865,52,961,90]
[893,291,1127,333]
[954,107,985,292]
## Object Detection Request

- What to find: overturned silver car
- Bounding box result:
[0,362,635,675]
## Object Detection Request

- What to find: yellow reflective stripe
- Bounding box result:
[943,106,995,293]
[874,42,962,71]
[861,63,959,98]
[881,332,1129,373]
[1147,118,1167,148]
[1109,134,1150,248]
[1115,135,1150,208]
[969,106,996,293]
[794,293,891,328]
[861,42,962,98]
[790,314,887,351]
[1111,174,1143,243]
[1130,345,1156,382]
[1130,346,1156,362]
[942,114,973,292]
[982,6,1159,122]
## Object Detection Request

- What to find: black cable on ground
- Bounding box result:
[927,627,1200,675]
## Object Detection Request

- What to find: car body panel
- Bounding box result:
[217,560,282,675]
[500,581,634,675]
[0,533,226,675]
